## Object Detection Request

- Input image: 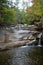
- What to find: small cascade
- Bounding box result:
[18,24,21,30]
[38,38,41,47]
[37,33,42,46]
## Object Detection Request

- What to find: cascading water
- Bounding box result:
[18,24,22,30]
[38,33,42,46]
[38,38,41,46]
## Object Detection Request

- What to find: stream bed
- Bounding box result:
[0,46,43,65]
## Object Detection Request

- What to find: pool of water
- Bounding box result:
[0,46,43,65]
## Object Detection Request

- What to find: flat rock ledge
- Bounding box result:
[0,39,36,51]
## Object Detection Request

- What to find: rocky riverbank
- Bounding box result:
[0,39,37,51]
[0,32,39,51]
[0,24,42,50]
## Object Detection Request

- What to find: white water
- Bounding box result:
[17,30,30,34]
[38,33,42,47]
[38,38,42,47]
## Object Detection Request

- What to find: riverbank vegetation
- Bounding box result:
[0,0,43,27]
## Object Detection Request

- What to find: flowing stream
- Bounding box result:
[0,27,43,65]
[0,46,43,65]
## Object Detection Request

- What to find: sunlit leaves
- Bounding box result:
[25,0,43,24]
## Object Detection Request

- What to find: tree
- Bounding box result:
[25,0,43,24]
[0,0,18,27]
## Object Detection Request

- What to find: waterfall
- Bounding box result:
[38,38,41,46]
[38,33,42,46]
[18,24,21,30]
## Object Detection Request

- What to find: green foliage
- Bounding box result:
[20,11,26,24]
[23,0,43,24]
[0,0,18,27]
[0,0,43,26]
